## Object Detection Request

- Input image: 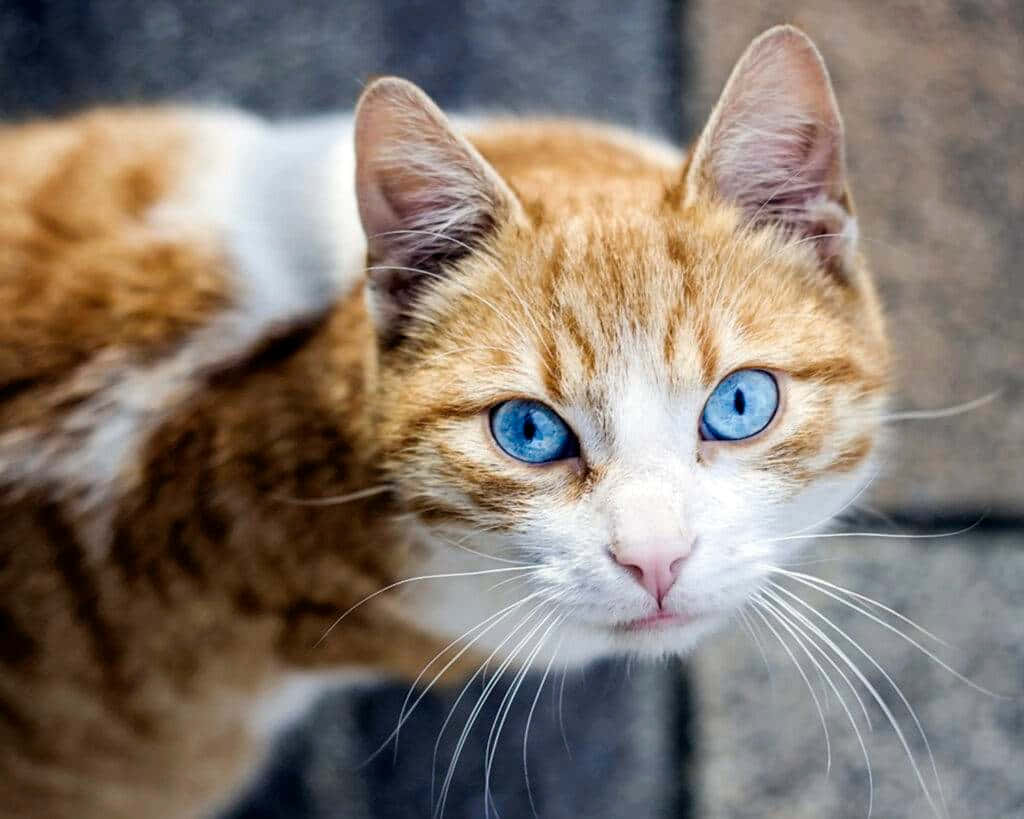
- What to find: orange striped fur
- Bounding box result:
[0,26,888,818]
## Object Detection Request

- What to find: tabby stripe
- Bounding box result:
[110,526,141,582]
[0,690,32,739]
[828,435,873,473]
[694,319,719,386]
[0,376,41,406]
[0,609,37,666]
[561,309,596,378]
[167,519,205,582]
[40,504,127,690]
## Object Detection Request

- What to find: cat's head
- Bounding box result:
[354,26,889,662]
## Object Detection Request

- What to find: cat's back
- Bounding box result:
[0,107,365,515]
[0,109,223,400]
[0,106,361,394]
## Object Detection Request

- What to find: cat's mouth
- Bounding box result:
[617,610,695,631]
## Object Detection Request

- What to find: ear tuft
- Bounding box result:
[354,77,519,342]
[685,26,856,272]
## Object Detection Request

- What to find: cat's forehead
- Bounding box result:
[500,207,830,389]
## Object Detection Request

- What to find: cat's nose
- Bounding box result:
[611,540,694,606]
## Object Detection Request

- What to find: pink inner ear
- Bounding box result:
[714,116,841,220]
[353,77,520,341]
[689,27,853,267]
[712,111,853,271]
[355,78,510,270]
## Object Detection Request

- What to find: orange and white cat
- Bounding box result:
[0,26,888,818]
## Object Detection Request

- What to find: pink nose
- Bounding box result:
[612,542,692,606]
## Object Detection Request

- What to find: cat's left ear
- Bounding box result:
[684,25,856,274]
[354,77,523,343]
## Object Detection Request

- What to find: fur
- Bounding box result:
[0,26,889,818]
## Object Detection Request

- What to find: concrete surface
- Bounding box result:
[694,529,1024,818]
[0,0,683,137]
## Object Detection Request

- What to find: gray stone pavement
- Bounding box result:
[693,529,1024,819]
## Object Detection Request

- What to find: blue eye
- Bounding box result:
[490,400,579,463]
[701,370,779,441]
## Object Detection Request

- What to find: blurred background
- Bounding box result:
[2,1,1020,816]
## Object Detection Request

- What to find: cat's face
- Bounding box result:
[356,26,889,663]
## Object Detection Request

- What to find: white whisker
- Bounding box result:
[757,590,875,817]
[557,663,572,759]
[768,583,947,817]
[766,573,1003,698]
[315,565,545,647]
[761,589,873,729]
[273,484,392,506]
[483,614,562,818]
[768,568,950,648]
[749,599,832,773]
[524,632,563,819]
[436,531,536,566]
[428,598,553,810]
[754,517,987,549]
[737,605,772,676]
[361,591,547,768]
[435,606,558,819]
[880,391,1000,422]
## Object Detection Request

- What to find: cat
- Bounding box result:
[0,24,889,818]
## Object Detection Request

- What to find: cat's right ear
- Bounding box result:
[354,77,521,344]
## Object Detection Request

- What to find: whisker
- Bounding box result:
[848,503,900,529]
[749,599,833,774]
[760,589,873,729]
[524,632,563,819]
[737,605,772,677]
[487,573,536,593]
[879,390,1001,423]
[557,663,572,759]
[768,583,947,817]
[787,468,881,538]
[768,568,949,647]
[435,606,558,819]
[765,574,1003,698]
[757,591,875,817]
[272,484,392,507]
[436,531,536,566]
[483,614,562,818]
[428,599,553,810]
[754,516,987,549]
[361,591,546,768]
[315,565,545,647]
[732,468,880,561]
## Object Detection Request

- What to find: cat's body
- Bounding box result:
[1,28,889,818]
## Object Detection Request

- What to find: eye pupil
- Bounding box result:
[734,389,745,415]
[523,416,536,440]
